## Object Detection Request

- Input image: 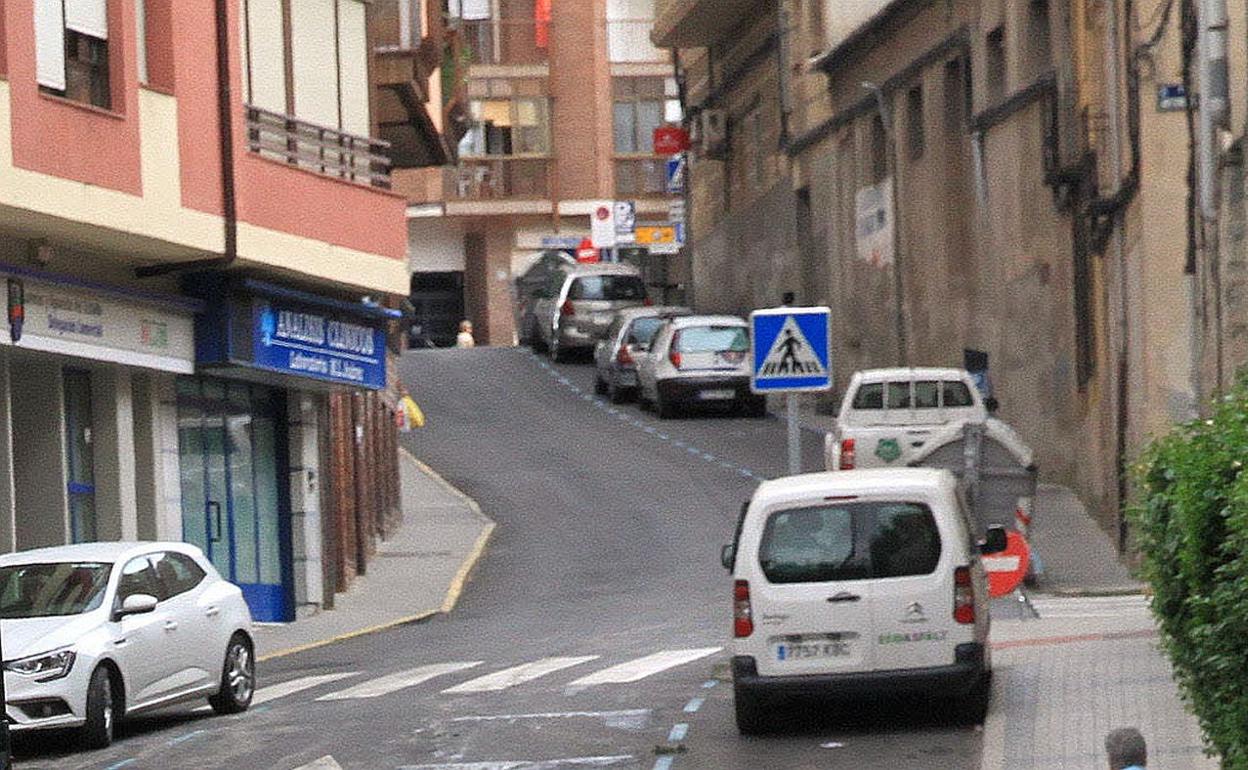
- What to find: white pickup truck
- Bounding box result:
[823,367,992,471]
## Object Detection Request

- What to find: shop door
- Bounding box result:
[177,379,292,622]
[63,369,98,543]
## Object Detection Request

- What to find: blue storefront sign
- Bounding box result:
[253,301,386,388]
[188,275,397,392]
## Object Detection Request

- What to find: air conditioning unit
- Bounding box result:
[698,109,728,159]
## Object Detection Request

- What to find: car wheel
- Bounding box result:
[81,665,116,749]
[209,634,255,715]
[549,336,564,363]
[594,376,608,396]
[733,684,768,735]
[744,398,768,419]
[953,673,991,725]
[530,321,548,353]
[656,393,677,420]
[608,380,629,404]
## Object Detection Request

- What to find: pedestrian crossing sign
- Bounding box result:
[750,307,832,393]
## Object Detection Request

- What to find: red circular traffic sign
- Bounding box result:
[595,206,611,221]
[983,531,1031,598]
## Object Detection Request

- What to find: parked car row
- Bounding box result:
[521,261,766,419]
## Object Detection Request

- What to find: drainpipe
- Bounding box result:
[775,1,793,146]
[1197,0,1228,392]
[1106,0,1130,551]
[136,0,238,278]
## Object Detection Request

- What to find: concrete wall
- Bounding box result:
[10,354,68,548]
[92,367,138,542]
[409,217,467,273]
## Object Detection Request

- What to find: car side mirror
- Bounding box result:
[720,543,736,571]
[116,593,158,619]
[985,397,1000,414]
[979,526,1008,555]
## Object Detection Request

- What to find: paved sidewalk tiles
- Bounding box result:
[252,449,494,660]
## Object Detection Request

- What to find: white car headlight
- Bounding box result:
[5,649,76,682]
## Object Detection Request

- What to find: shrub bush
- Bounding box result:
[1130,383,1248,768]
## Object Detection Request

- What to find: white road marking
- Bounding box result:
[293,757,344,770]
[252,672,360,706]
[667,723,688,742]
[451,709,651,723]
[442,656,599,694]
[682,697,704,713]
[566,648,722,688]
[317,661,482,701]
[396,757,635,770]
[652,759,674,770]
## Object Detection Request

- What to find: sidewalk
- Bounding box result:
[252,450,494,660]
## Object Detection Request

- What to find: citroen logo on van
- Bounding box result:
[902,602,927,623]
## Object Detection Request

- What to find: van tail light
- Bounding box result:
[839,438,856,470]
[561,300,575,317]
[617,345,634,365]
[733,580,754,638]
[669,350,682,369]
[643,297,654,306]
[953,566,975,624]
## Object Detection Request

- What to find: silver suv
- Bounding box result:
[529,264,649,362]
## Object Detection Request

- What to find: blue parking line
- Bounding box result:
[683,697,704,713]
[668,723,689,741]
[701,680,718,689]
[702,453,715,462]
[105,760,137,770]
[653,758,674,770]
[166,729,206,747]
[656,433,669,440]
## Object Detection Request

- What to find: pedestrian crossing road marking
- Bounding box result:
[565,648,722,688]
[442,656,599,694]
[756,315,826,378]
[317,661,483,701]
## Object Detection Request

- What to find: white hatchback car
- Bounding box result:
[636,315,767,418]
[721,469,1005,734]
[0,542,255,748]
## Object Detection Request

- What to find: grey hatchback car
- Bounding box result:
[530,263,649,362]
[593,306,692,403]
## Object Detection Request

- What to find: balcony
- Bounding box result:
[246,105,393,189]
[445,157,550,200]
[615,156,671,198]
[651,0,760,47]
[456,18,549,67]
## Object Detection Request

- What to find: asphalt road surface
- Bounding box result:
[13,347,981,770]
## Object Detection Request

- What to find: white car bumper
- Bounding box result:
[4,663,91,732]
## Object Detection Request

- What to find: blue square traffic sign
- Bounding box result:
[750,307,832,393]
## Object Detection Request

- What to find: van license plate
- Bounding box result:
[774,641,851,661]
[698,389,735,401]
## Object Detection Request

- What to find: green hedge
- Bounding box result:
[1130,385,1248,768]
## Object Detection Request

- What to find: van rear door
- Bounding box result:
[742,502,877,678]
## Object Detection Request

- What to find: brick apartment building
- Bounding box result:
[0,0,442,622]
[397,0,684,346]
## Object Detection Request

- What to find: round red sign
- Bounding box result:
[595,206,611,221]
[984,530,1031,598]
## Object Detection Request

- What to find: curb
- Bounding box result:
[257,451,496,663]
[1033,585,1148,598]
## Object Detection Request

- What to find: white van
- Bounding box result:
[824,368,991,471]
[720,468,1005,734]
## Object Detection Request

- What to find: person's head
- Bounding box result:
[459,319,473,334]
[1105,727,1147,769]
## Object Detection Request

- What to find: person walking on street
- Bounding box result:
[1105,727,1147,769]
[456,319,475,349]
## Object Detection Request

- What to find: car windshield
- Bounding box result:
[627,317,667,346]
[569,275,646,301]
[0,562,112,619]
[759,502,941,583]
[674,326,748,353]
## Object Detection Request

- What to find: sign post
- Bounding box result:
[750,307,832,476]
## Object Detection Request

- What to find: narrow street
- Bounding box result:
[11,348,979,769]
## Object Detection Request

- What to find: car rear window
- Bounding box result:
[942,381,973,407]
[568,275,646,301]
[851,383,884,409]
[758,502,941,583]
[674,326,748,353]
[627,317,667,346]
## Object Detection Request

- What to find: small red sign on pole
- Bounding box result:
[983,531,1031,598]
[653,126,690,156]
[575,237,600,263]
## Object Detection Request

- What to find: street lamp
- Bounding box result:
[861,81,909,367]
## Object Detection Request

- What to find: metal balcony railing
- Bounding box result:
[455,18,549,66]
[245,105,393,189]
[615,156,670,198]
[446,157,551,200]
